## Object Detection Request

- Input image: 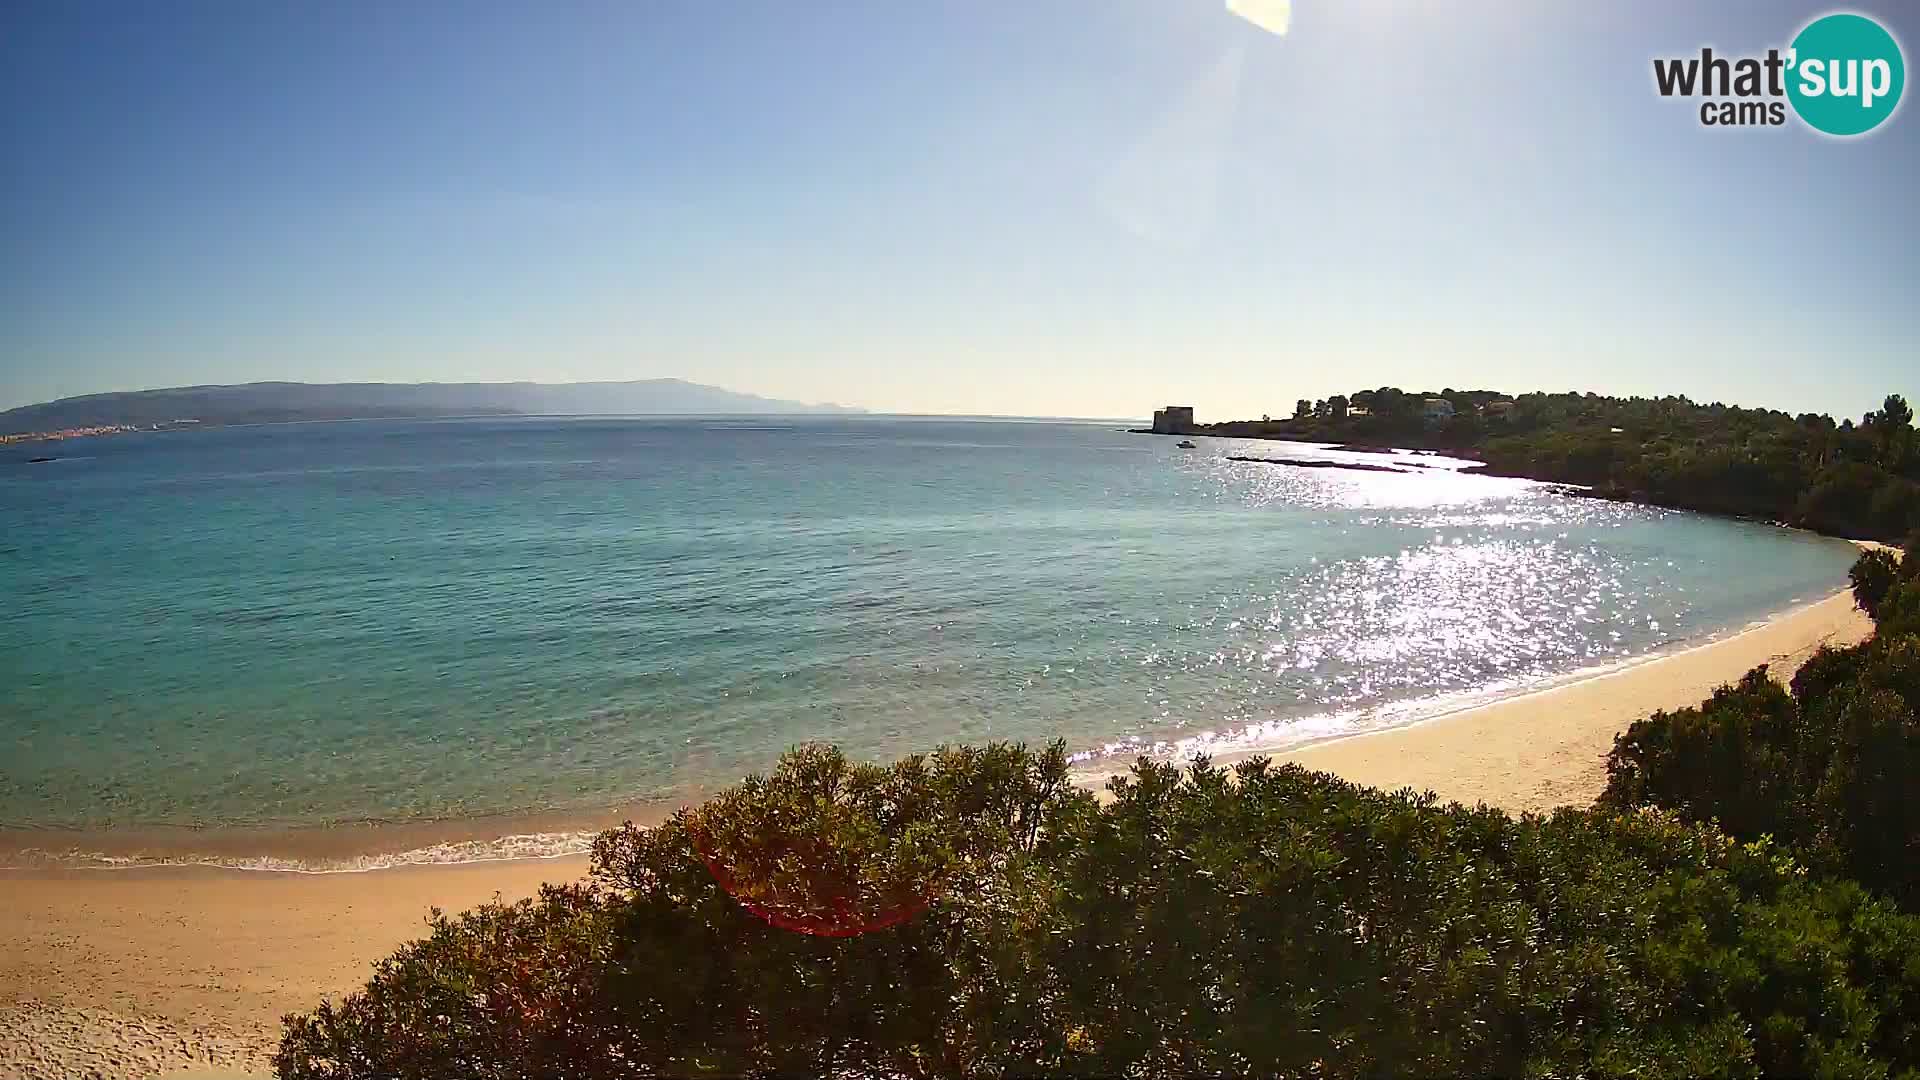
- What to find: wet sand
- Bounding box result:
[0,580,1878,1078]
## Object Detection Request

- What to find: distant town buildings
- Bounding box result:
[1422,398,1456,421]
[1151,405,1196,434]
[0,424,140,444]
[1481,399,1516,419]
[0,419,197,444]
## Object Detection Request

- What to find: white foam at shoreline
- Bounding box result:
[1065,589,1839,780]
[6,829,600,874]
[1068,642,1667,772]
[8,590,1847,875]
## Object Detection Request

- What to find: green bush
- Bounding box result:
[281,743,1920,1078]
[281,544,1920,1077]
[278,743,1085,1079]
[1604,548,1920,909]
[1597,666,1808,844]
[1853,549,1904,619]
[1883,580,1920,638]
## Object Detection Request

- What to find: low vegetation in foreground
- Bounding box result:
[280,544,1920,1079]
[1603,533,1920,907]
[1209,389,1919,541]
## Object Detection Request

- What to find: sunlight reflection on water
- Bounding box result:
[0,419,1859,839]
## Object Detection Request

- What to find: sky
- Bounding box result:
[2,1,1915,421]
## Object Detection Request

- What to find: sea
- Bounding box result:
[0,416,1860,870]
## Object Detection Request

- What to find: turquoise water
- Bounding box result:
[0,417,1858,852]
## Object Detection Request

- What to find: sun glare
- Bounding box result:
[1227,0,1291,36]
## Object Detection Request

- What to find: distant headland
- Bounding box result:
[1136,387,1919,543]
[0,379,865,442]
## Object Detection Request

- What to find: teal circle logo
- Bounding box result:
[1787,13,1905,136]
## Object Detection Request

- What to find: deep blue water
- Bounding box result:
[0,417,1859,843]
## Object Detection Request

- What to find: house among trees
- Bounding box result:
[1422,397,1456,421]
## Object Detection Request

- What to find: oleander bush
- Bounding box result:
[280,738,1920,1078]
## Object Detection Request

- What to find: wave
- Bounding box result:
[5,829,600,875]
[1064,591,1829,781]
[5,590,1839,875]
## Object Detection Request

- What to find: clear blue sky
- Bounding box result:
[2,1,1914,419]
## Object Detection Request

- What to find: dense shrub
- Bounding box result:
[1875,533,1920,638]
[1604,547,1920,908]
[282,543,1920,1077]
[1597,667,1807,844]
[1853,535,1920,622]
[282,742,1920,1078]
[279,743,1084,1079]
[1853,549,1904,618]
[1884,580,1920,638]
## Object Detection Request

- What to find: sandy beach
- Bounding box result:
[1272,586,1874,813]
[1,857,583,1078]
[0,583,1877,1079]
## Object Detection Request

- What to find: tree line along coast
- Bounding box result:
[1142,388,1920,543]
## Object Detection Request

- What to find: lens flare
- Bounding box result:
[1227,0,1291,36]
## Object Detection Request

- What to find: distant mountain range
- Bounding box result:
[0,380,865,432]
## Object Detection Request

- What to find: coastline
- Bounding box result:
[0,576,1866,1068]
[0,798,686,876]
[1255,583,1872,813]
[1135,426,1915,546]
[0,576,1879,1077]
[0,582,1847,877]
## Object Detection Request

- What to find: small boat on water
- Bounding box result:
[1176,440,1197,449]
